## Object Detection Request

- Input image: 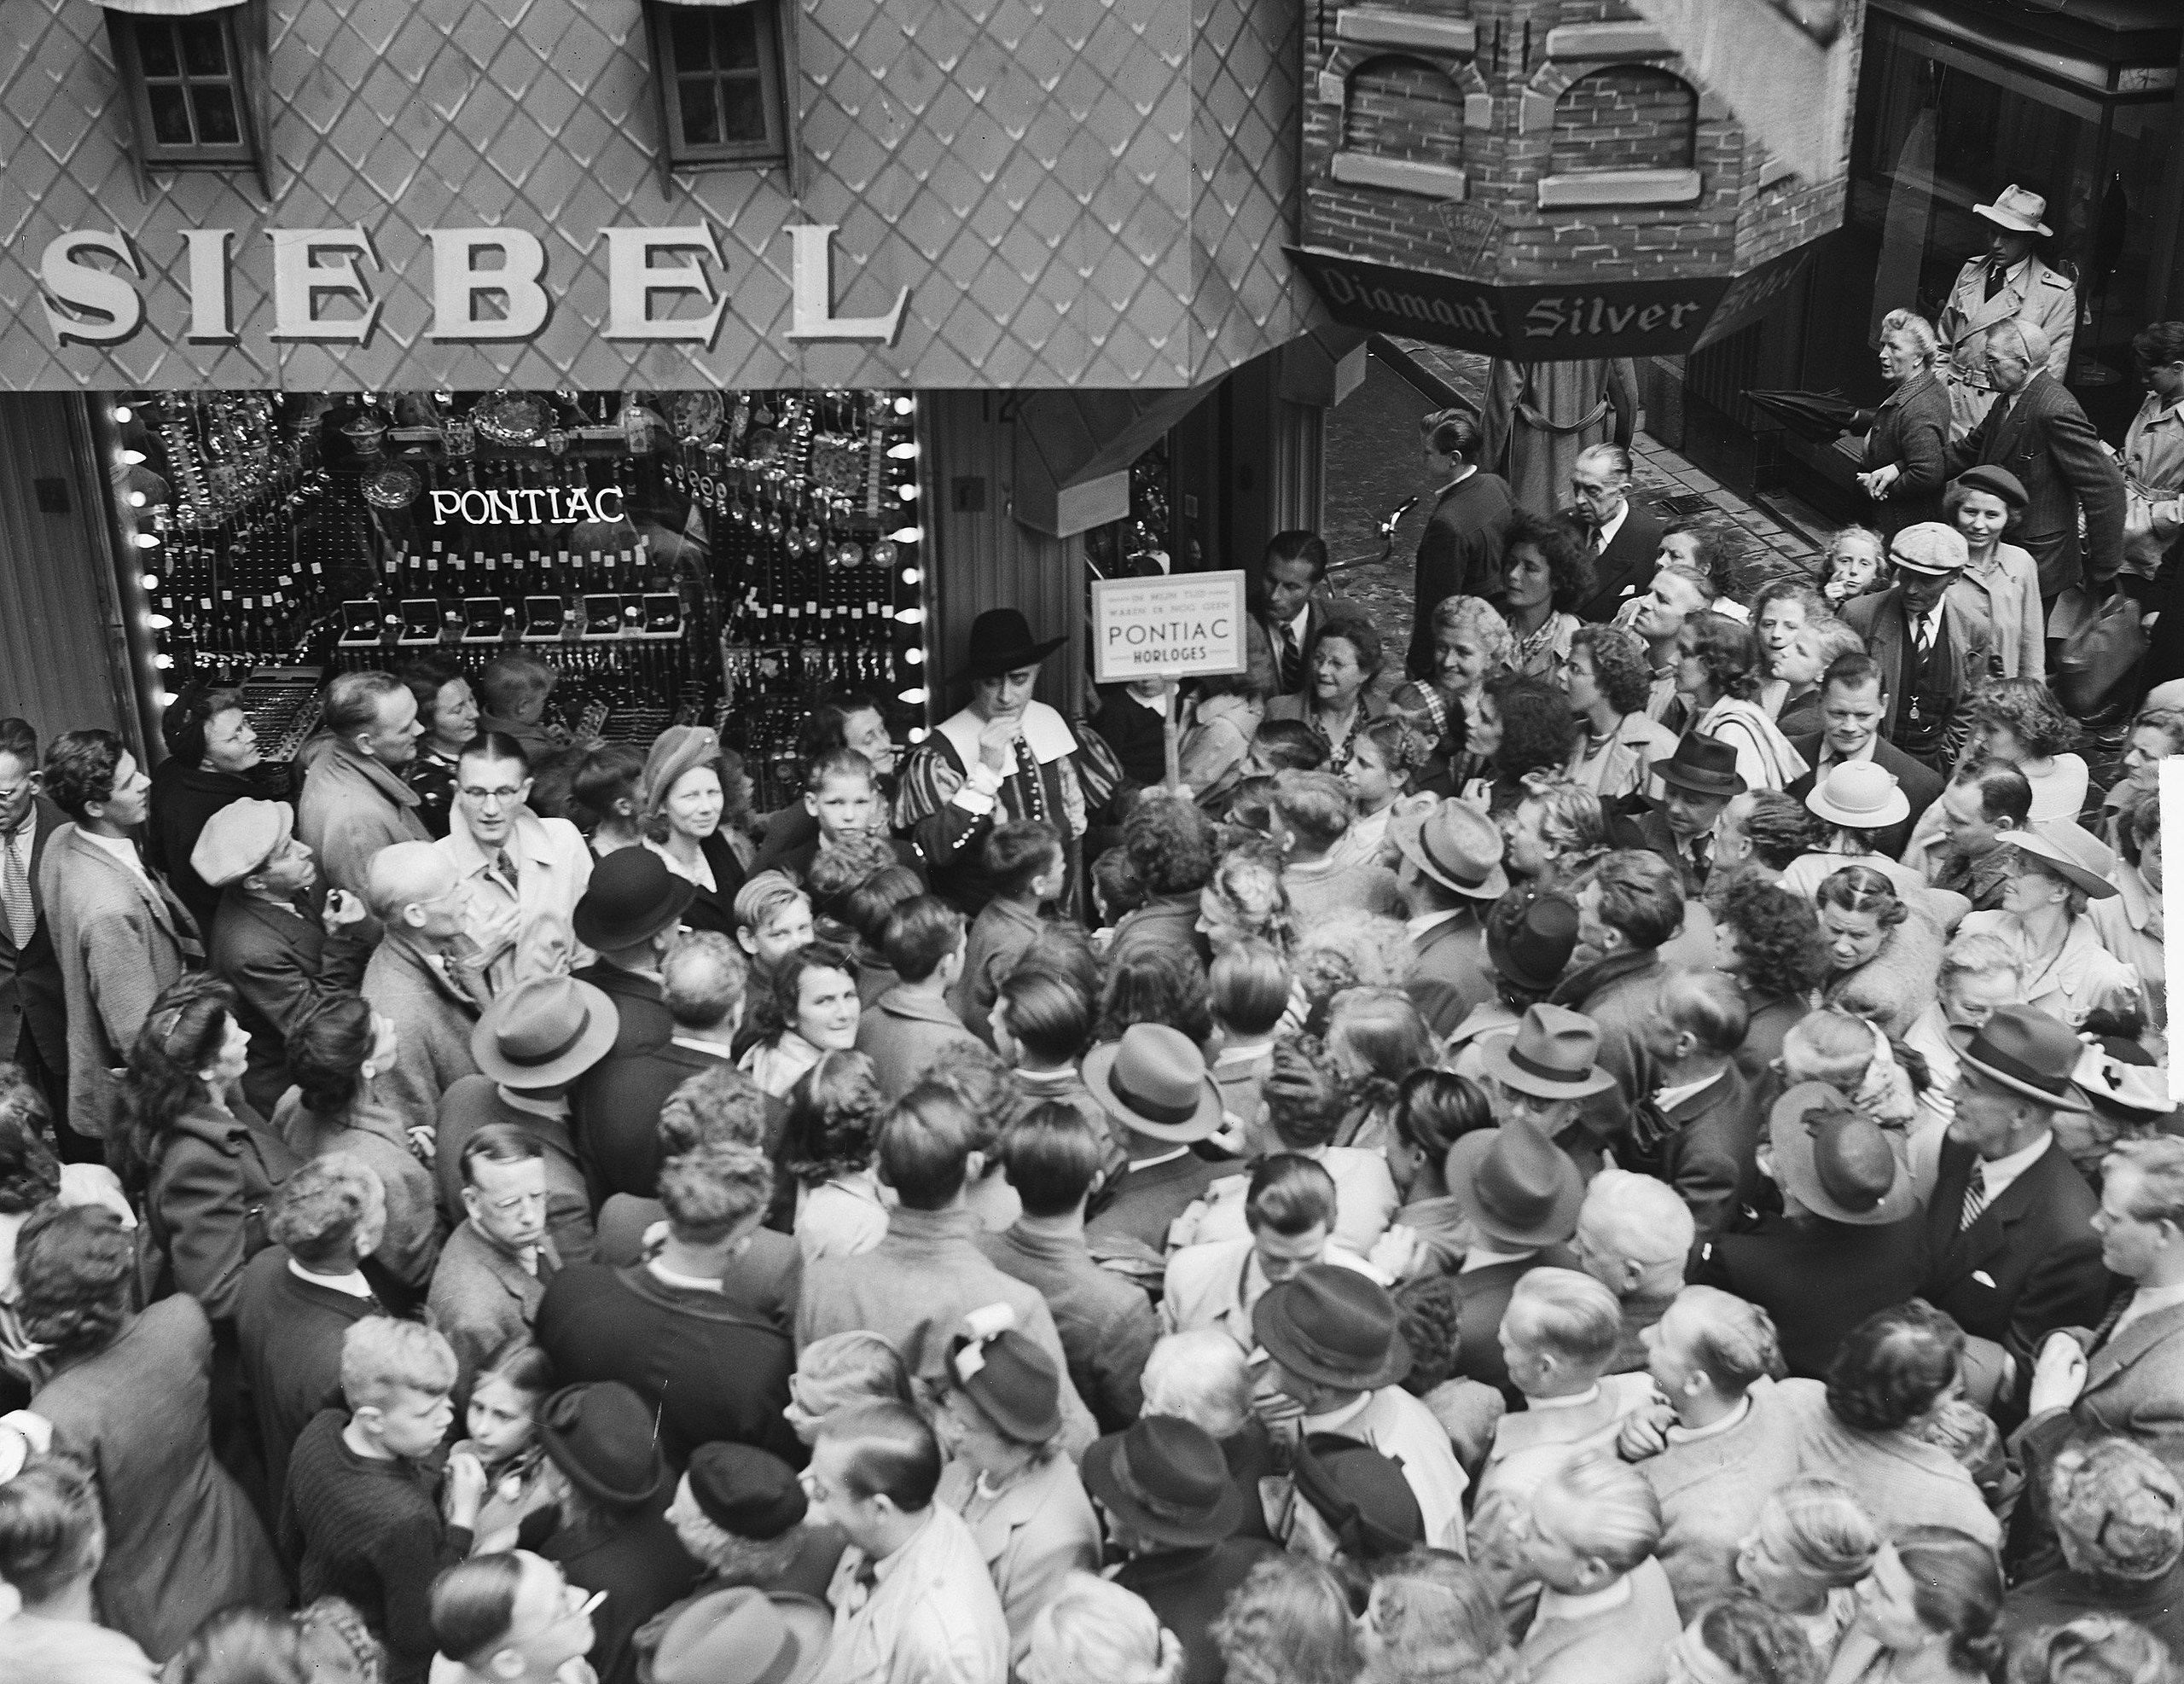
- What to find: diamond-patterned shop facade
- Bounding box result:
[0,0,1320,391]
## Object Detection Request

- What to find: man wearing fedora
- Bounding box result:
[1920,1005,2108,1417]
[1392,799,1508,1039]
[804,1400,1009,1684]
[1083,1415,1278,1684]
[1255,1264,1470,1553]
[1082,1024,1230,1257]
[196,795,369,1115]
[526,1382,700,1684]
[1610,735,1744,897]
[1693,1084,1929,1381]
[1783,653,1943,859]
[436,974,619,1267]
[566,848,696,1186]
[1837,526,1993,771]
[1941,317,2129,606]
[892,608,1124,919]
[1444,1042,1599,1402]
[1932,183,2077,441]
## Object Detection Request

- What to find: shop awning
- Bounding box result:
[96,0,240,15]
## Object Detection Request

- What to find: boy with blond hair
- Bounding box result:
[280,1318,485,1684]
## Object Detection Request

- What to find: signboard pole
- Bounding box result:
[1161,680,1182,793]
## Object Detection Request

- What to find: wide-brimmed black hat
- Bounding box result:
[950,608,1067,683]
[1486,891,1579,994]
[1252,1264,1413,1391]
[572,845,695,951]
[539,1382,665,1509]
[1657,733,1745,798]
[1082,1415,1242,1547]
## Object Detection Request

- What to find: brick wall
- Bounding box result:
[1344,55,1467,165]
[1548,67,1696,174]
[1299,0,1855,298]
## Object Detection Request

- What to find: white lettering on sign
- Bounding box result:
[783,224,909,346]
[601,226,729,346]
[428,485,625,526]
[268,228,382,344]
[183,229,237,344]
[1089,571,1250,685]
[38,230,143,346]
[32,223,910,355]
[429,228,551,341]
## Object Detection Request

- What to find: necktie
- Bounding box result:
[1985,263,2008,300]
[1278,623,1302,693]
[494,848,520,891]
[1958,1161,1989,1231]
[1689,834,1711,888]
[1914,611,1935,666]
[0,824,32,952]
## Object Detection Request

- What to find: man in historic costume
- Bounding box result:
[1935,183,2077,442]
[1480,357,1639,519]
[894,609,1124,918]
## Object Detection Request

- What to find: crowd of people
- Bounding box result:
[0,308,2182,1684]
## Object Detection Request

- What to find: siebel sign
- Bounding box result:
[1284,245,1815,359]
[37,223,909,351]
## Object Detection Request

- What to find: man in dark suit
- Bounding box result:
[1445,1077,1596,1405]
[1408,409,1515,679]
[1253,531,1331,700]
[578,930,748,1204]
[1612,735,1745,898]
[197,798,369,1115]
[1937,316,2128,604]
[1840,525,1993,772]
[1623,972,1761,1240]
[235,1156,392,1508]
[1785,653,1946,859]
[0,718,67,1131]
[1391,800,1507,1038]
[1086,1416,1279,1684]
[1565,444,1667,623]
[567,848,693,1174]
[1083,1027,1228,1257]
[1922,1007,2110,1417]
[534,1138,802,1469]
[1693,1083,1929,1380]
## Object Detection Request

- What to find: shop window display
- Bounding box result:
[103,387,929,810]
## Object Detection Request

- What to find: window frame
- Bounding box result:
[102,2,272,196]
[643,0,799,184]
